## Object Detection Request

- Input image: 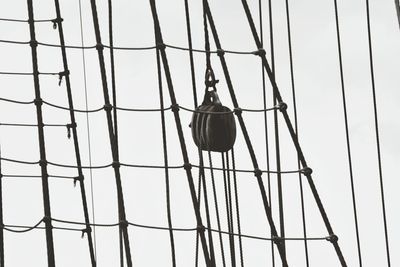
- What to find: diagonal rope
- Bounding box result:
[106,1,124,265]
[53,1,97,265]
[148,1,212,266]
[183,0,198,107]
[284,0,310,265]
[26,1,56,265]
[77,0,98,260]
[365,1,391,265]
[194,171,202,267]
[156,47,177,267]
[333,0,362,265]
[202,1,288,265]
[238,0,347,265]
[87,0,133,265]
[262,0,276,264]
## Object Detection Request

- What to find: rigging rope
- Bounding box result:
[261,0,277,264]
[0,71,58,75]
[238,0,347,265]
[77,0,98,260]
[54,0,97,265]
[199,150,217,266]
[0,216,332,241]
[202,1,288,265]
[267,0,286,257]
[183,0,198,107]
[231,149,244,267]
[106,1,125,265]
[87,0,133,265]
[333,0,362,265]
[0,96,278,114]
[0,156,304,174]
[26,1,56,265]
[183,1,203,264]
[0,38,266,55]
[283,0,310,264]
[156,46,177,267]
[0,17,55,23]
[365,0,391,265]
[222,152,236,266]
[0,1,383,265]
[148,1,212,266]
[208,151,227,267]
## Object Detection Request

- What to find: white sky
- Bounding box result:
[0,0,399,266]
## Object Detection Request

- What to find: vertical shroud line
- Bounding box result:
[148,1,213,266]
[365,0,391,266]
[238,0,347,265]
[26,1,56,266]
[202,1,288,266]
[87,0,133,266]
[284,0,310,265]
[333,0,363,266]
[52,0,97,265]
[77,0,98,260]
[156,48,177,267]
[106,1,125,265]
[262,0,276,264]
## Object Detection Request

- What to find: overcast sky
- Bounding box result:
[0,0,399,266]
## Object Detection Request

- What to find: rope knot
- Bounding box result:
[254,168,263,177]
[216,49,225,57]
[81,226,92,238]
[58,70,70,86]
[42,216,51,225]
[73,175,83,187]
[233,107,242,116]
[301,167,313,176]
[66,122,76,139]
[103,103,113,112]
[34,98,43,106]
[183,163,192,171]
[277,102,288,112]
[272,236,283,244]
[156,42,166,50]
[253,48,266,57]
[119,220,129,228]
[197,225,206,233]
[96,43,104,51]
[112,161,121,169]
[171,104,180,113]
[51,18,63,29]
[39,159,48,167]
[326,234,339,243]
[29,40,38,48]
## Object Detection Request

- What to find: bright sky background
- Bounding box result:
[0,0,399,266]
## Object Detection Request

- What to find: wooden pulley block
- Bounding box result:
[190,89,236,152]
